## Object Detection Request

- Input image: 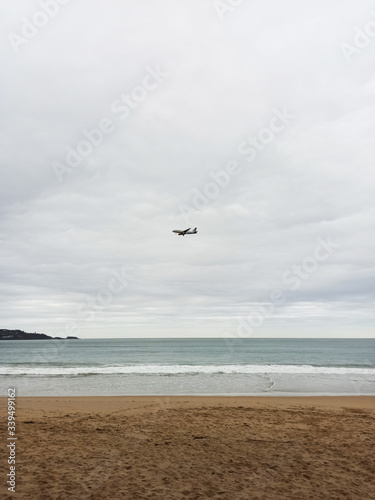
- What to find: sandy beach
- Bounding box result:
[1,396,375,499]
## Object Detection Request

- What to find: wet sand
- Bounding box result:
[1,396,375,499]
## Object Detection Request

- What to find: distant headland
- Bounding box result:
[0,329,79,340]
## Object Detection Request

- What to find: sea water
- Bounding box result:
[1,338,374,396]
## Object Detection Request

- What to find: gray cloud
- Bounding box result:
[1,0,374,337]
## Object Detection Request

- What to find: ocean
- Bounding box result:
[1,338,374,396]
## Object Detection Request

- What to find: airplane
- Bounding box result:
[172,227,198,236]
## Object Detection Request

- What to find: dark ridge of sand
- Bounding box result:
[1,396,374,499]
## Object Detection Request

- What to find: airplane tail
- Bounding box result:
[194,227,197,233]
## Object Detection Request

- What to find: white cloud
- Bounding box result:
[0,0,374,337]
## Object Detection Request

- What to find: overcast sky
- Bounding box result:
[1,0,374,338]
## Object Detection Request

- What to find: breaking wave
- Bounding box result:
[2,364,375,377]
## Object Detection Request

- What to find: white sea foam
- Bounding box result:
[2,364,375,376]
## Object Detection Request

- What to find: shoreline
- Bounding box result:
[1,394,375,411]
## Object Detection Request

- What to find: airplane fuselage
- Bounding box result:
[172,227,198,236]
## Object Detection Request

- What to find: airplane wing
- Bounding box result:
[181,228,191,234]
